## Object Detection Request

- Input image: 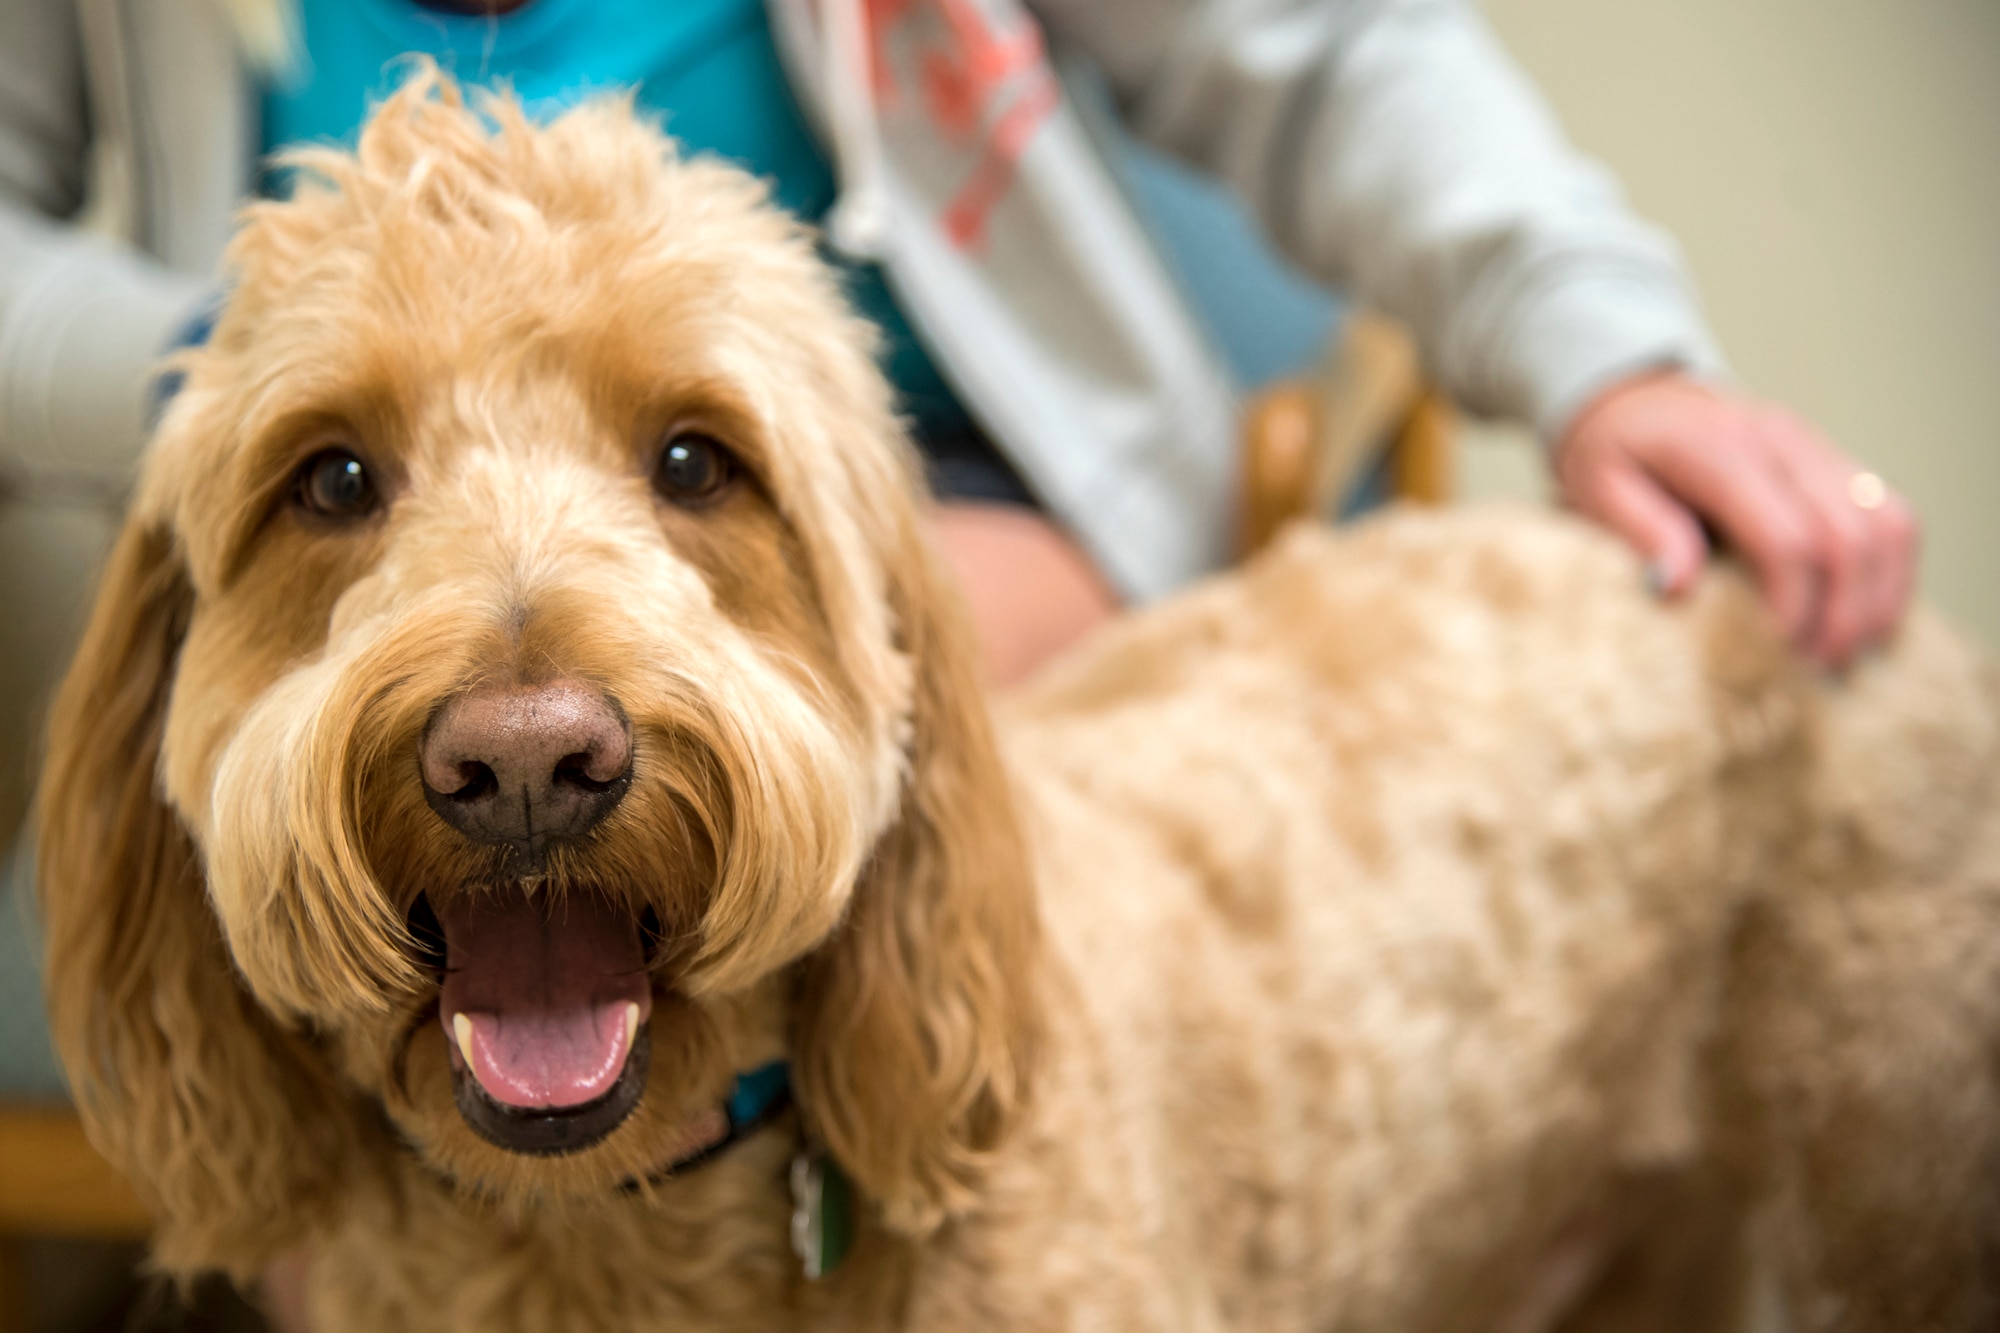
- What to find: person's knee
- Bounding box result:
[928,502,1118,686]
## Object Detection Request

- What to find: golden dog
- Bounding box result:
[38,70,2000,1331]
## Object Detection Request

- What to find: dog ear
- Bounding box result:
[791,511,1044,1236]
[37,520,374,1278]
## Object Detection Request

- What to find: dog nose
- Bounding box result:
[420,681,632,852]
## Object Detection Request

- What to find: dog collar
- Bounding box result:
[677,1063,855,1279]
[728,1061,791,1126]
[624,1060,853,1279]
[631,1058,794,1179]
[713,1063,855,1280]
[419,1059,851,1280]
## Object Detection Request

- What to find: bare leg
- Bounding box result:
[929,502,1118,686]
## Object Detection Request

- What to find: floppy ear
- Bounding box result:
[37,520,376,1278]
[791,511,1044,1235]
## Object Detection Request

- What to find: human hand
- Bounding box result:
[1555,372,1918,668]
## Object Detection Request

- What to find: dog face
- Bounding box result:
[38,73,1037,1273]
[156,85,915,1196]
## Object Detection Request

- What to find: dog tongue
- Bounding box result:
[437,888,652,1110]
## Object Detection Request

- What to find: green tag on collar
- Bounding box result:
[789,1150,853,1279]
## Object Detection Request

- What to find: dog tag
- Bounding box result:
[789,1149,853,1279]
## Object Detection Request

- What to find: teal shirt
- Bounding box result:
[263,0,973,437]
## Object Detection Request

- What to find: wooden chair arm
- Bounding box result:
[1237,311,1455,560]
[0,1105,149,1239]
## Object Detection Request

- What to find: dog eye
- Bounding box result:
[654,434,735,504]
[296,449,378,519]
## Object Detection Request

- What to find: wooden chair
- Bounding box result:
[0,856,151,1329]
[0,1104,150,1333]
[1239,309,1455,560]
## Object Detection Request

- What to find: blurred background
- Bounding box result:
[1,1,1995,1329]
[1462,0,2000,651]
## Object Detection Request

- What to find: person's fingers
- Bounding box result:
[1561,450,1708,596]
[1757,410,1920,663]
[1846,488,1919,658]
[1638,429,1825,648]
[1870,492,1922,648]
[1754,414,1879,665]
[1557,376,1928,664]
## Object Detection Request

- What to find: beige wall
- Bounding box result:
[1464,0,2000,648]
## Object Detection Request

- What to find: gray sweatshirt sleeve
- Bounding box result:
[1033,0,1728,440]
[0,0,210,494]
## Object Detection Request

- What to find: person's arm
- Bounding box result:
[1033,0,1914,664]
[0,0,211,496]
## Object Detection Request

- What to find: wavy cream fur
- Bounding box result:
[38,68,2000,1330]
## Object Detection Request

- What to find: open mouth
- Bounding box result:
[428,885,654,1156]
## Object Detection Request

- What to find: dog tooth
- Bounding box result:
[452,1012,476,1070]
[624,1001,640,1052]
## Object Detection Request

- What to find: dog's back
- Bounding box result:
[979,505,2000,1332]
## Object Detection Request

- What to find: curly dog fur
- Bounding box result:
[37,72,2000,1331]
